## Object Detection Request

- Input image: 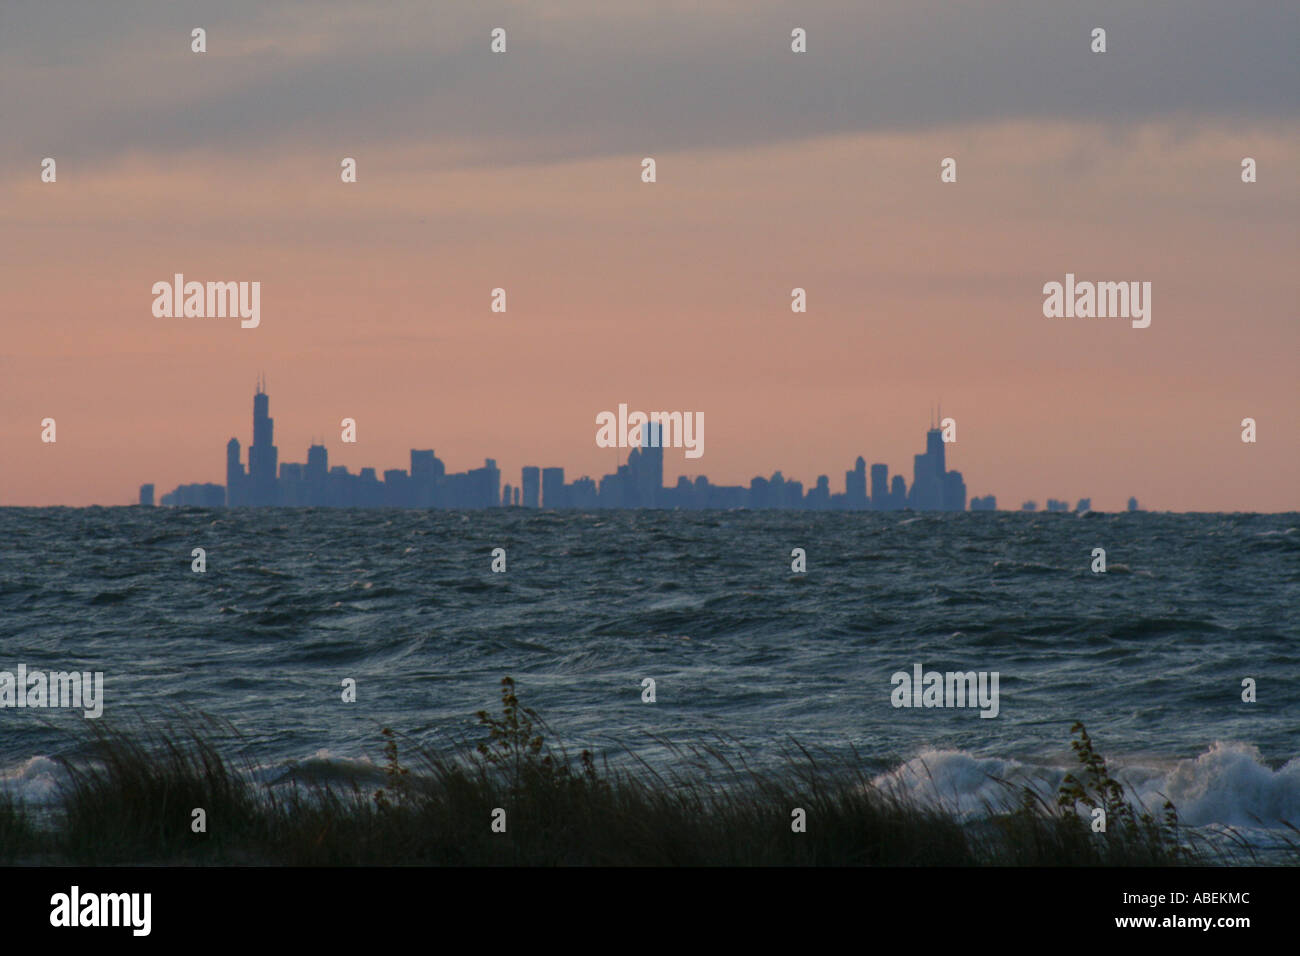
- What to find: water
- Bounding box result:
[1,508,1297,839]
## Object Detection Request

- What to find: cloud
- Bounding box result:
[3,0,1296,174]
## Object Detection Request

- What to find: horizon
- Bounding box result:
[144,384,1148,513]
[10,377,1297,511]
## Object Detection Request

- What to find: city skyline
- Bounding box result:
[9,369,1286,510]
[3,4,1295,511]
[141,383,1131,513]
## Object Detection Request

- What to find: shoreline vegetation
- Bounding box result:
[1,678,1291,866]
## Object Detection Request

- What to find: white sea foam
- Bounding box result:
[0,755,64,806]
[1142,742,1300,828]
[5,741,1297,838]
[873,742,1300,830]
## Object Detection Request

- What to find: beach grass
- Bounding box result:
[2,678,1285,866]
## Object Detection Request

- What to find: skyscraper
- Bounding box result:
[890,475,907,509]
[870,464,890,510]
[846,456,867,509]
[809,474,831,509]
[225,437,244,506]
[521,466,540,508]
[542,467,566,508]
[927,425,946,474]
[470,459,500,508]
[409,449,443,506]
[910,429,944,511]
[299,443,326,504]
[637,422,664,507]
[247,377,279,506]
[907,419,967,511]
[942,470,967,512]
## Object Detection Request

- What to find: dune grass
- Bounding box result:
[0,789,39,863]
[0,679,1284,866]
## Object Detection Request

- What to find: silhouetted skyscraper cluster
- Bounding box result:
[150,385,1027,511]
[909,425,966,511]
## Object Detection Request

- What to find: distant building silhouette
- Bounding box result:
[151,385,1038,512]
[162,483,224,507]
[637,423,664,507]
[906,424,966,511]
[889,475,907,510]
[870,463,889,510]
[247,376,278,506]
[521,467,540,508]
[138,484,154,507]
[542,467,566,508]
[807,475,830,509]
[225,438,244,505]
[845,457,867,509]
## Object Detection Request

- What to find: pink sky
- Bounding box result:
[3,120,1295,510]
[1,1,1296,510]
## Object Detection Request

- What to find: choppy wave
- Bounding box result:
[874,741,1300,831]
[8,739,1295,849]
[1,507,1296,836]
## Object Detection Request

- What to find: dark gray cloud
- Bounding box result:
[2,0,1296,175]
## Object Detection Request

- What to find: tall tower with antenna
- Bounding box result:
[248,374,278,505]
